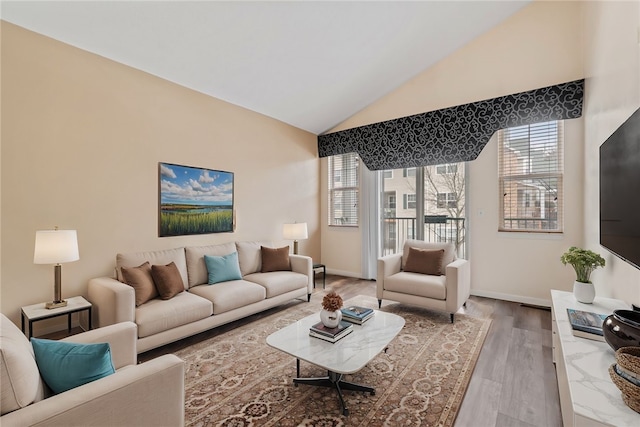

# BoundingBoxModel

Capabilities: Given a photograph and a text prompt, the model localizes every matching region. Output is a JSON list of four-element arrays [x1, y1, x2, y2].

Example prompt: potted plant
[[560, 246, 606, 303], [320, 291, 344, 328]]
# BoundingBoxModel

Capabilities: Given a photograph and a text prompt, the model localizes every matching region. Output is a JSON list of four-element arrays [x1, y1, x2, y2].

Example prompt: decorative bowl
[[603, 309, 640, 351]]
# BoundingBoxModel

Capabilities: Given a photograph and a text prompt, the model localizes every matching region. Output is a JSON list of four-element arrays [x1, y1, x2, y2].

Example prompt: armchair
[[1, 314, 185, 426], [377, 240, 470, 322]]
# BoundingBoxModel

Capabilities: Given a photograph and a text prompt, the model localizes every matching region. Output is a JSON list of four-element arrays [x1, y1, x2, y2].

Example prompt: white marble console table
[[551, 290, 640, 427]]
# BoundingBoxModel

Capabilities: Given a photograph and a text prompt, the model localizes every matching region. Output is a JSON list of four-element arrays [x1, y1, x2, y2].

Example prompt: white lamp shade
[[34, 229, 79, 264], [283, 222, 308, 240]]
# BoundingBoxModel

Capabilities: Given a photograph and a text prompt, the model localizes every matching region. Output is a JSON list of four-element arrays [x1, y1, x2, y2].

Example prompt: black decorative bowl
[[603, 309, 640, 351]]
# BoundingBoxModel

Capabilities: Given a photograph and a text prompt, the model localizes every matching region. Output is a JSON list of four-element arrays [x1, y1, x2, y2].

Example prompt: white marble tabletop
[[551, 290, 640, 426], [21, 296, 91, 320], [266, 310, 405, 374]]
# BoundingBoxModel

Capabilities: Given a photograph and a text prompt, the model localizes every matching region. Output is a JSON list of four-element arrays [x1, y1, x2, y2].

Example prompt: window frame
[[498, 121, 564, 233], [328, 152, 359, 227]]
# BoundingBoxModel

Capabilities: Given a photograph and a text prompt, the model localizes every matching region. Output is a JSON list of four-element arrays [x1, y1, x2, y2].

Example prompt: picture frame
[[158, 162, 234, 237]]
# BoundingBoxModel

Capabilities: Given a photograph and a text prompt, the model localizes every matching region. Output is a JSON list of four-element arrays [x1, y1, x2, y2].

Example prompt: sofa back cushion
[[402, 240, 456, 274], [235, 241, 272, 277], [185, 243, 237, 287], [0, 314, 45, 415], [116, 248, 188, 291]]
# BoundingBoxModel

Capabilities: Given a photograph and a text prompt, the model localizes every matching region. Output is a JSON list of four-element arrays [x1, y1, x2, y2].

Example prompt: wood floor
[[139, 274, 562, 427]]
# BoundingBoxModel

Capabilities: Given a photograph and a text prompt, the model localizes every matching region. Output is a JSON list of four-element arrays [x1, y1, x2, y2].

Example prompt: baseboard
[[470, 289, 551, 308], [325, 268, 363, 279]]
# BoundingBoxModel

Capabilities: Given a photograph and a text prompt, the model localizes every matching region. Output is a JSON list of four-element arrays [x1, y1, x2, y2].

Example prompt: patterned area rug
[[176, 295, 490, 427]]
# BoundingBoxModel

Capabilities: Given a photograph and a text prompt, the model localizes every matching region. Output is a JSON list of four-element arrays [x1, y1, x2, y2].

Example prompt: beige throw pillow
[[121, 262, 158, 306], [404, 247, 445, 276], [151, 262, 185, 300], [260, 246, 291, 272]]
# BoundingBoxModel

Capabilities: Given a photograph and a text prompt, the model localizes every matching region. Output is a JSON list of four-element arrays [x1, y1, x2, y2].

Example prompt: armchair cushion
[[0, 314, 44, 415], [383, 272, 447, 300], [31, 339, 115, 394], [402, 240, 455, 274], [404, 247, 445, 275]]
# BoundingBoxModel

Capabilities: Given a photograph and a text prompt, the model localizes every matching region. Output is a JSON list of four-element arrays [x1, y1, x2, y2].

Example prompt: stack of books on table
[[309, 320, 353, 343], [341, 305, 374, 325], [566, 308, 608, 342]]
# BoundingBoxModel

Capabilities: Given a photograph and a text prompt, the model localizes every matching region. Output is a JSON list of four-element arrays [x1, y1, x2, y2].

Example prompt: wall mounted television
[[600, 107, 640, 269]]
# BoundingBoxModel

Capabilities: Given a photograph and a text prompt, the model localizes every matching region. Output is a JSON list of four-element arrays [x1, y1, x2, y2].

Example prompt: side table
[[313, 263, 326, 289], [21, 296, 92, 339]]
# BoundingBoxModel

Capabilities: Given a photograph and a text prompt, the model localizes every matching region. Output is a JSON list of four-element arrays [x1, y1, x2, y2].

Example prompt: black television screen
[[600, 107, 640, 270]]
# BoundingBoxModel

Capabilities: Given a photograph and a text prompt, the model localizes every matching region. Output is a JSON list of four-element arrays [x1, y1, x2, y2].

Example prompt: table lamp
[[283, 222, 308, 255], [34, 227, 79, 309]]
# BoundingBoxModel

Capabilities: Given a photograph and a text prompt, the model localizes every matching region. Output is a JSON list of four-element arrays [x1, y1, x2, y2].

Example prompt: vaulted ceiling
[[1, 1, 531, 134]]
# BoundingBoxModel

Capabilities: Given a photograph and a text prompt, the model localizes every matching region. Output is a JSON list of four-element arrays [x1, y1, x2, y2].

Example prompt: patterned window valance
[[317, 79, 584, 171]]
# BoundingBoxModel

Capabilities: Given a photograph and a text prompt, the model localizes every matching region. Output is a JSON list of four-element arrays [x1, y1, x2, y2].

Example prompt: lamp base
[[45, 300, 67, 310]]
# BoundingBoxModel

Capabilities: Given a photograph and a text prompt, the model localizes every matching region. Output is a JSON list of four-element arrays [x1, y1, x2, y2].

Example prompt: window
[[328, 153, 359, 226], [437, 192, 457, 209], [403, 167, 416, 177], [498, 121, 563, 232], [383, 170, 393, 179], [436, 163, 458, 174], [403, 194, 416, 209]]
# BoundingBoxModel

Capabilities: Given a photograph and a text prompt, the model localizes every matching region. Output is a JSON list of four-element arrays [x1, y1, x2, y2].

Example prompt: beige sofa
[[0, 315, 185, 426], [377, 240, 470, 322], [89, 241, 313, 353]]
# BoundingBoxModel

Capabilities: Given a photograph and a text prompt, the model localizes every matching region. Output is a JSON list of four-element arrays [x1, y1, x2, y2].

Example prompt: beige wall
[[322, 0, 585, 304], [0, 22, 320, 329], [582, 0, 640, 305]]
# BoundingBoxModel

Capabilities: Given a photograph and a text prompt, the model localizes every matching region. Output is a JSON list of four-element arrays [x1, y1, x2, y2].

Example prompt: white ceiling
[[1, 1, 531, 134]]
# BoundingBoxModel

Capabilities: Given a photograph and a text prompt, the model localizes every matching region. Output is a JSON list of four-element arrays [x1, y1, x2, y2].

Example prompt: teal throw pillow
[[205, 252, 243, 284], [31, 338, 115, 394]]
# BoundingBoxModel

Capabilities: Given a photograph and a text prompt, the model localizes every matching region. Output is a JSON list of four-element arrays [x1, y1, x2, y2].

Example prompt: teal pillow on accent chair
[[205, 252, 243, 284], [31, 338, 115, 394]]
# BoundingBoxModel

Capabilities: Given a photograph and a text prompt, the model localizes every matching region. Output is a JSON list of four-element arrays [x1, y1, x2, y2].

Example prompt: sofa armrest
[[0, 354, 185, 427], [444, 259, 471, 313], [61, 322, 137, 369], [376, 253, 403, 298], [88, 277, 135, 328], [290, 254, 313, 293]]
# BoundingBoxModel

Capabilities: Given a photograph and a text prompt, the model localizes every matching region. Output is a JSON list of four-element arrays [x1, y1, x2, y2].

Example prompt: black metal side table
[[21, 296, 92, 339], [313, 263, 326, 289]]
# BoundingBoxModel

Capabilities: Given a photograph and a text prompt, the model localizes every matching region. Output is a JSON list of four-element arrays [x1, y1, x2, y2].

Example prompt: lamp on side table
[[33, 227, 79, 309], [283, 222, 308, 255]]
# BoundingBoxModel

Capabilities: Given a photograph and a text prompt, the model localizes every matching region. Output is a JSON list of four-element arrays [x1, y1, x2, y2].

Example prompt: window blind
[[498, 121, 564, 232], [328, 153, 359, 226]]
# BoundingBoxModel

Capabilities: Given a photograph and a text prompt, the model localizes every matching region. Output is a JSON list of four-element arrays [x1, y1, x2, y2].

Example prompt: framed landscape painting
[[158, 162, 234, 237]]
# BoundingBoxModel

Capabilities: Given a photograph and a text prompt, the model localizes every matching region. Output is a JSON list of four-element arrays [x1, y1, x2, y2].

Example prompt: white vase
[[320, 309, 342, 328], [573, 281, 595, 304]]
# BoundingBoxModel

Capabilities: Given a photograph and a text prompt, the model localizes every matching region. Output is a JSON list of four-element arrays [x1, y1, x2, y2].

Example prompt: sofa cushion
[[135, 292, 213, 338], [117, 247, 188, 290], [0, 314, 44, 415], [404, 247, 445, 276], [151, 262, 185, 300], [189, 280, 266, 315], [244, 271, 307, 298], [384, 271, 447, 300], [31, 339, 115, 394], [236, 241, 272, 276], [402, 240, 455, 274], [121, 262, 158, 306], [260, 246, 291, 273], [185, 242, 237, 287], [205, 252, 242, 284]]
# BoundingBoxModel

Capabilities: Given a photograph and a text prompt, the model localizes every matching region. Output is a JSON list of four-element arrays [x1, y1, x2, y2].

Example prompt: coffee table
[[266, 310, 405, 416]]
